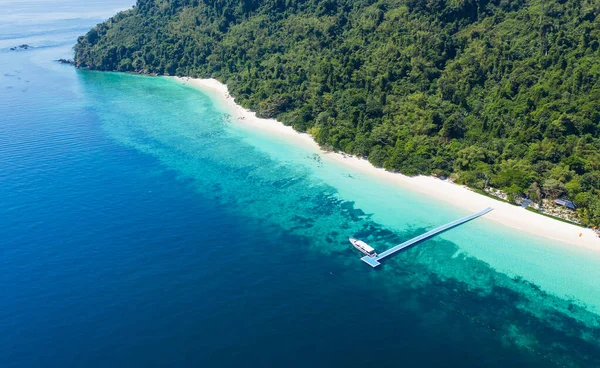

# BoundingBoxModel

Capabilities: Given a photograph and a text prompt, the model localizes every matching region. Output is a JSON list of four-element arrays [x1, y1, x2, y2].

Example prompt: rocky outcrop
[[9, 44, 31, 51], [57, 59, 75, 65]]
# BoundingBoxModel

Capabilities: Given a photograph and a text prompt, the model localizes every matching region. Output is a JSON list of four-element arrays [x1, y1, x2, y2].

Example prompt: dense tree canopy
[[75, 0, 600, 227]]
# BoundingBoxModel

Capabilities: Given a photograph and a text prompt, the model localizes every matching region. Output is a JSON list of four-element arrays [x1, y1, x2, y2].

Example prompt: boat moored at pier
[[349, 238, 377, 257], [356, 207, 494, 268]]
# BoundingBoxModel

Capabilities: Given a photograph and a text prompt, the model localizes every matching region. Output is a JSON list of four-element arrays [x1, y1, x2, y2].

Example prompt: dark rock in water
[[57, 59, 75, 65], [9, 44, 32, 51]]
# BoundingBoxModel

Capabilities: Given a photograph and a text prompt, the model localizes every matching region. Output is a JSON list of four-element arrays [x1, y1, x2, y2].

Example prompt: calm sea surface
[[1, 1, 600, 367]]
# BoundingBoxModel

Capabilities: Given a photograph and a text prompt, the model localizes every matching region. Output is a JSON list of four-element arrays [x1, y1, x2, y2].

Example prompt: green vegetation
[[74, 0, 600, 227]]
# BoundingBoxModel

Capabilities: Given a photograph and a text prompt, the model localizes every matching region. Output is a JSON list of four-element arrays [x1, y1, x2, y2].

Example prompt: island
[[73, 0, 600, 230]]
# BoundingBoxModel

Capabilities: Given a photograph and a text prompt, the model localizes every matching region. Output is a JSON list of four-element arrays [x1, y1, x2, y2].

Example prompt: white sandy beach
[[176, 77, 600, 251]]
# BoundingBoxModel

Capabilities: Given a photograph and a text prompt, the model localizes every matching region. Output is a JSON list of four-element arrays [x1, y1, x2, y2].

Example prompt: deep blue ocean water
[[1, 2, 600, 367]]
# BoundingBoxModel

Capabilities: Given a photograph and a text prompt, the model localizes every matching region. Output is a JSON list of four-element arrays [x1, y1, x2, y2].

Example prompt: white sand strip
[[176, 77, 600, 251]]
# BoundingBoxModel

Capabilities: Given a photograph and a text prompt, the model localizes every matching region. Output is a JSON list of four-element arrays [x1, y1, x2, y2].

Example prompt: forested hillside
[[74, 0, 600, 227]]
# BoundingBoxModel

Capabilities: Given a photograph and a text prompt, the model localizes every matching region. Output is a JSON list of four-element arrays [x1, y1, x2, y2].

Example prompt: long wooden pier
[[361, 207, 493, 268]]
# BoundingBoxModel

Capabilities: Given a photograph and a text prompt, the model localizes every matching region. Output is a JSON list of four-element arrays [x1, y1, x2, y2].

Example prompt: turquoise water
[[2, 2, 600, 367]]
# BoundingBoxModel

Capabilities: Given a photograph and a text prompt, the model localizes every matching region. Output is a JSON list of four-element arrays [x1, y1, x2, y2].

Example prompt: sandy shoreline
[[176, 77, 600, 251]]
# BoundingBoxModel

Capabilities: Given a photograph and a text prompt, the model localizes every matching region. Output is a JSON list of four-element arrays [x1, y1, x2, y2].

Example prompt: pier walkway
[[361, 207, 493, 268]]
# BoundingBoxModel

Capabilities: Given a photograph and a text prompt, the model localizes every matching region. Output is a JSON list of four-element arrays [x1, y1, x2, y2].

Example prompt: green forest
[[74, 0, 600, 227]]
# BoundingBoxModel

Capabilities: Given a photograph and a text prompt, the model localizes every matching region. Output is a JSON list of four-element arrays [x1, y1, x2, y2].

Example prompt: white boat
[[349, 238, 377, 257]]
